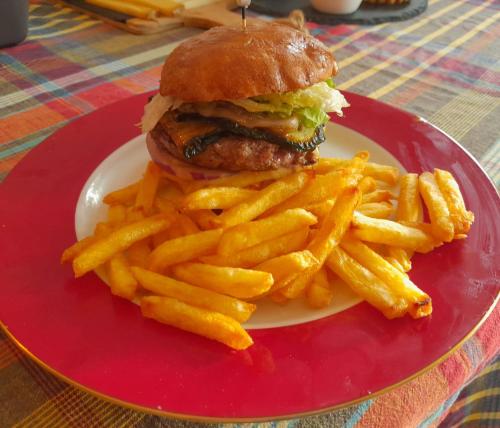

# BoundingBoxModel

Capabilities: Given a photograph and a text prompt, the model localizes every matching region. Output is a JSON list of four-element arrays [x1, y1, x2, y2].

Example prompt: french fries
[[172, 263, 273, 299], [358, 176, 377, 194], [182, 187, 258, 211], [434, 169, 474, 235], [135, 161, 162, 215], [255, 250, 318, 289], [397, 174, 422, 222], [107, 204, 126, 225], [327, 247, 407, 319], [281, 187, 361, 298], [185, 168, 291, 193], [141, 296, 253, 350], [126, 0, 182, 16], [351, 212, 437, 253], [269, 169, 360, 214], [127, 240, 151, 268], [357, 202, 394, 219], [149, 228, 223, 272], [108, 253, 138, 300], [313, 153, 367, 174], [213, 171, 309, 227], [362, 190, 396, 204], [73, 213, 173, 277], [363, 162, 400, 185], [64, 150, 474, 350], [86, 0, 158, 19], [103, 182, 140, 206], [306, 268, 333, 309], [217, 208, 317, 256], [132, 267, 255, 323], [386, 246, 412, 272], [201, 227, 309, 268], [418, 172, 454, 242], [340, 235, 431, 318]]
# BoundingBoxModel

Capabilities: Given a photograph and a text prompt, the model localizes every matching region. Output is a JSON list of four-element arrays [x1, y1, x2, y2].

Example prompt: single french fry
[[153, 196, 176, 215], [107, 204, 127, 225], [313, 155, 367, 174], [358, 176, 377, 194], [397, 173, 423, 222], [269, 291, 289, 305], [141, 296, 253, 350], [304, 199, 336, 222], [385, 256, 405, 273], [184, 168, 291, 193], [357, 202, 394, 219], [156, 181, 185, 208], [132, 267, 255, 323], [394, 173, 421, 270], [103, 182, 140, 206], [281, 187, 361, 298], [172, 263, 273, 299], [341, 236, 431, 318], [127, 240, 151, 268], [187, 210, 220, 230], [326, 247, 407, 319], [148, 228, 223, 272], [182, 187, 258, 211], [386, 246, 412, 272], [351, 212, 437, 253], [434, 169, 474, 235], [363, 162, 400, 185], [306, 268, 333, 309], [398, 221, 434, 235], [135, 162, 162, 215], [72, 213, 173, 277], [108, 253, 138, 300], [255, 250, 318, 287], [61, 235, 99, 264], [269, 169, 361, 214], [158, 171, 194, 194], [126, 0, 181, 16], [94, 222, 112, 237], [217, 208, 317, 256], [86, 0, 158, 19], [167, 213, 200, 239], [362, 190, 396, 204], [418, 172, 454, 242], [201, 227, 309, 268], [213, 171, 309, 227]]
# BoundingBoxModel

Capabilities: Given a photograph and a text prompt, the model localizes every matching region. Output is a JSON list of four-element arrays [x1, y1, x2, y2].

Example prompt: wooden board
[[50, 0, 259, 34]]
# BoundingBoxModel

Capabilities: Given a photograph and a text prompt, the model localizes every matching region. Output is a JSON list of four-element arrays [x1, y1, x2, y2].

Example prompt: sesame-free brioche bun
[[160, 22, 337, 103]]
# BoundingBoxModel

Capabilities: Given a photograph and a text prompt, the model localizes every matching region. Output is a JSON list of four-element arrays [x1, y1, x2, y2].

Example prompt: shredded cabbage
[[230, 81, 349, 129], [141, 93, 182, 133]]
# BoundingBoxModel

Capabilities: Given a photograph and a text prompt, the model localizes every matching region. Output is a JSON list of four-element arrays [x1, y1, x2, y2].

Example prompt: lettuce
[[296, 107, 330, 129], [230, 80, 349, 129]]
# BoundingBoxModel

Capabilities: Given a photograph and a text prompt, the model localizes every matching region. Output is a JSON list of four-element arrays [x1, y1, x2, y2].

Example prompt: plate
[[0, 92, 498, 421]]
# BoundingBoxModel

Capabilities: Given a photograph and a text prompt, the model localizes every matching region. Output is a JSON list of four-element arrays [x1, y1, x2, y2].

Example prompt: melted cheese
[[159, 113, 218, 149]]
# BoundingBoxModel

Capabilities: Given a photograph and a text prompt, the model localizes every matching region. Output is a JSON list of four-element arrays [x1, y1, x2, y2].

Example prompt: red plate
[[0, 92, 498, 421]]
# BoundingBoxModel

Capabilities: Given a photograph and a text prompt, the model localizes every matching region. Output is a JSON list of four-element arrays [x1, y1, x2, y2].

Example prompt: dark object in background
[[0, 0, 29, 48], [250, 0, 427, 25]]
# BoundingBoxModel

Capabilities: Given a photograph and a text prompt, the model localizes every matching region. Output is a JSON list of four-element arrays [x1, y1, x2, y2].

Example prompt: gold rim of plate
[[1, 290, 498, 423]]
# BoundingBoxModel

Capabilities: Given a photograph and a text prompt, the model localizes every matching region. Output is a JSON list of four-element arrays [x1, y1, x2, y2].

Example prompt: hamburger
[[141, 22, 349, 175]]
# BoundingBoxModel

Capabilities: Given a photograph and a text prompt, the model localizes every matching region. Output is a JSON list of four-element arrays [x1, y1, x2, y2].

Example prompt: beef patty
[[150, 122, 319, 171]]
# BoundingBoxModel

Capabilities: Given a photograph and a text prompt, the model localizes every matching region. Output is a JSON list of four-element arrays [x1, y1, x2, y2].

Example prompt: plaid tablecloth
[[1, 0, 499, 426]]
